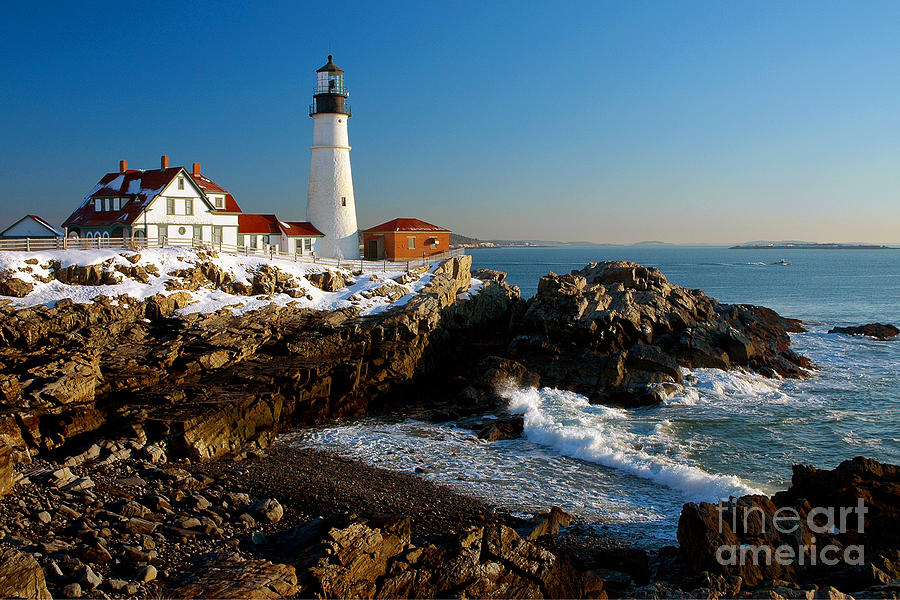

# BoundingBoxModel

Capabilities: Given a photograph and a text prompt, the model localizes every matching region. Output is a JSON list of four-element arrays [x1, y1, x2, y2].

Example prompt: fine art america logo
[[715, 499, 867, 567]]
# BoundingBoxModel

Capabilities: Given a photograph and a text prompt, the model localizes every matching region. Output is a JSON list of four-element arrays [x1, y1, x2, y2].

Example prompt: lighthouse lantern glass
[[317, 72, 345, 95]]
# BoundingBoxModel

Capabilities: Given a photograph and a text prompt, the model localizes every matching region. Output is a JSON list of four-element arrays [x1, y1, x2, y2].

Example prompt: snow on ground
[[0, 247, 481, 317]]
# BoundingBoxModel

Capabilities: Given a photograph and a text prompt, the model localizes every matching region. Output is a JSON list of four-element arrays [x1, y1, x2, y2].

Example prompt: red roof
[[63, 166, 243, 229], [63, 167, 185, 228], [280, 221, 324, 237], [238, 214, 281, 235], [191, 174, 242, 213], [362, 218, 450, 233], [238, 215, 324, 237]]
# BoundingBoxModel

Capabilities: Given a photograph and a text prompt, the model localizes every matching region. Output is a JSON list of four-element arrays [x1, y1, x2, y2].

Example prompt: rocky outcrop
[[172, 553, 299, 598], [829, 323, 899, 340], [0, 255, 521, 464], [508, 261, 810, 406], [677, 457, 900, 594], [268, 515, 605, 599]]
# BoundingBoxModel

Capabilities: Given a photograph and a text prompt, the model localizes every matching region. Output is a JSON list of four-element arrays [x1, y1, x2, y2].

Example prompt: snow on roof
[[280, 221, 324, 237], [362, 218, 450, 233], [63, 167, 183, 229], [63, 166, 242, 229]]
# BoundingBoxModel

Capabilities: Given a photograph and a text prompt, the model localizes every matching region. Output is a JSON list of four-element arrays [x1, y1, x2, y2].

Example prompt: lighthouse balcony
[[313, 84, 349, 96]]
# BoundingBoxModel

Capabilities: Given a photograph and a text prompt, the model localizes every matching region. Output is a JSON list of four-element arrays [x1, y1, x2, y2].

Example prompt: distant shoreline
[[730, 244, 897, 250]]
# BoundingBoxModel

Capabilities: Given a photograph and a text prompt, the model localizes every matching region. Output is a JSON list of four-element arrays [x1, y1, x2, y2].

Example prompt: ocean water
[[287, 246, 900, 545]]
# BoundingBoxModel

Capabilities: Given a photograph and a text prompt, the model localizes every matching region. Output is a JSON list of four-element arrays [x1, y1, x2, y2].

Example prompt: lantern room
[[310, 55, 350, 116]]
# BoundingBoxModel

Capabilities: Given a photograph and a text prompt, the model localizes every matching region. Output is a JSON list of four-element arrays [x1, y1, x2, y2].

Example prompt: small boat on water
[[772, 259, 792, 266]]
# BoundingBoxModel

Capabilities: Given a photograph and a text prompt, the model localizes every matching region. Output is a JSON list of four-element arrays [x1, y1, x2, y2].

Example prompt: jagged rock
[[0, 548, 52, 599], [80, 564, 102, 589], [171, 552, 298, 598], [0, 442, 14, 495], [829, 323, 899, 340], [306, 270, 347, 292], [63, 582, 83, 598], [477, 414, 525, 441], [510, 261, 810, 406], [0, 273, 33, 297], [519, 506, 574, 540], [678, 457, 900, 591]]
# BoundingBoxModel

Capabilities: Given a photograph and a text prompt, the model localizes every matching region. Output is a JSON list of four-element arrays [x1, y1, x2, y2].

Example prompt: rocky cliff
[[0, 254, 519, 470]]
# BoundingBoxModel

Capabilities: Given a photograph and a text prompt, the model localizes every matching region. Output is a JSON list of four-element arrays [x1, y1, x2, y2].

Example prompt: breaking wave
[[502, 386, 762, 501]]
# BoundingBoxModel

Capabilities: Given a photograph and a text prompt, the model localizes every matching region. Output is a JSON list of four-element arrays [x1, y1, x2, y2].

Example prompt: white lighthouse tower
[[306, 55, 359, 259]]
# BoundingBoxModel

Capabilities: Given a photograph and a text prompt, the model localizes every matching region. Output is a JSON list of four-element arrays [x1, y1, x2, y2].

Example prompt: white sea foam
[[502, 386, 763, 501]]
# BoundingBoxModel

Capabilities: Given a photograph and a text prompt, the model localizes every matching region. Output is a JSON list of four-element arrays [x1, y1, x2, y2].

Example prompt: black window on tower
[[341, 197, 347, 207]]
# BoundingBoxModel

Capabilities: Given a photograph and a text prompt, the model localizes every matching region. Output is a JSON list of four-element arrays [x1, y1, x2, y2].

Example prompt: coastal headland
[[0, 250, 897, 598]]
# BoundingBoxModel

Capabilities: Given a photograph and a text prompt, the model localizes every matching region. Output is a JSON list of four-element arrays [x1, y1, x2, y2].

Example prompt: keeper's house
[[361, 218, 450, 261], [237, 214, 323, 255], [62, 156, 242, 245]]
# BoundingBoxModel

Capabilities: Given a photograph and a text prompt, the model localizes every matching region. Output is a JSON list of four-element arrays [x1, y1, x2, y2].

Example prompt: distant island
[[731, 241, 897, 250]]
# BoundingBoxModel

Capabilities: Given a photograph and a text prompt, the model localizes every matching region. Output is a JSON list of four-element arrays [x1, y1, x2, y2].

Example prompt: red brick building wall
[[363, 230, 450, 260]]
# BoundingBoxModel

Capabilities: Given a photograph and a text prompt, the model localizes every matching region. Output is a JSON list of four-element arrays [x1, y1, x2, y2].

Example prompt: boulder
[[251, 498, 284, 524], [829, 323, 899, 340], [306, 270, 347, 292], [518, 506, 574, 540], [477, 414, 525, 441], [0, 548, 52, 600], [0, 274, 33, 297], [171, 552, 298, 598]]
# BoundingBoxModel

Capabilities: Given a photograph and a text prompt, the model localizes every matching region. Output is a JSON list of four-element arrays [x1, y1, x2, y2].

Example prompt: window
[[408, 236, 415, 250], [178, 177, 185, 190], [341, 197, 346, 207], [167, 198, 175, 215], [185, 198, 194, 215], [215, 196, 223, 209], [250, 235, 258, 249], [178, 226, 186, 235], [95, 198, 102, 211]]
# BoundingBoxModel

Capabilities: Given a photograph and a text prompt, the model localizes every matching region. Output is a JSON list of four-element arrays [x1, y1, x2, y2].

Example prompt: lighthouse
[[306, 55, 359, 259]]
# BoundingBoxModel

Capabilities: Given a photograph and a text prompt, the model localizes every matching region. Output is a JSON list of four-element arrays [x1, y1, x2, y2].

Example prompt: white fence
[[0, 236, 466, 273]]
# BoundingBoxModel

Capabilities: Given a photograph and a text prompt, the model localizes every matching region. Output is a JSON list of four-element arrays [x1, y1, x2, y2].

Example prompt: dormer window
[[95, 198, 102, 211], [178, 177, 185, 190], [215, 196, 223, 209]]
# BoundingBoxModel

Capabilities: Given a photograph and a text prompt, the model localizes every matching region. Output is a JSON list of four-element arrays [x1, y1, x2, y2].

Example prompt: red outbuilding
[[361, 218, 450, 261]]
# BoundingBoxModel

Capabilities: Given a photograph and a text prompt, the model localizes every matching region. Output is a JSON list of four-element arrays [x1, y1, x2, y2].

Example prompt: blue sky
[[2, 1, 899, 243]]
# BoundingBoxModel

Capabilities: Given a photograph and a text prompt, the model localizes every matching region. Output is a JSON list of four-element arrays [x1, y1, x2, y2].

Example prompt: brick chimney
[[161, 155, 169, 169], [192, 162, 201, 176], [119, 160, 127, 173]]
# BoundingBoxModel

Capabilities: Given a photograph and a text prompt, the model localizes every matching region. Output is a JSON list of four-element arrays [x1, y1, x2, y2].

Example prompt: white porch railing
[[0, 235, 466, 273]]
